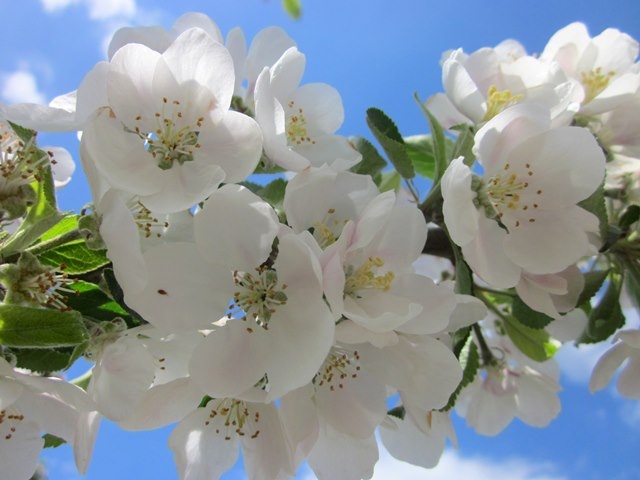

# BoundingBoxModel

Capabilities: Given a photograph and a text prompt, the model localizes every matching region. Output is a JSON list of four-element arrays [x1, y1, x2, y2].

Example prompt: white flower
[[442, 104, 605, 289], [82, 27, 262, 213], [254, 47, 361, 171], [0, 358, 95, 479], [540, 22, 640, 114], [590, 329, 640, 399], [380, 407, 456, 469], [456, 325, 561, 436], [169, 398, 294, 480], [426, 41, 579, 129]]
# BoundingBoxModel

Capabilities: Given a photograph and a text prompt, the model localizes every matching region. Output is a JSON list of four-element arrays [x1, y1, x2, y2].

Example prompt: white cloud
[[1, 69, 47, 104], [39, 0, 136, 20], [299, 446, 566, 480]]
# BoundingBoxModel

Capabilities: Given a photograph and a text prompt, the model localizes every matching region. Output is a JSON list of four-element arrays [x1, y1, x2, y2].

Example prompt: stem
[[25, 229, 83, 256], [404, 178, 420, 204], [472, 323, 496, 367], [70, 368, 93, 391]]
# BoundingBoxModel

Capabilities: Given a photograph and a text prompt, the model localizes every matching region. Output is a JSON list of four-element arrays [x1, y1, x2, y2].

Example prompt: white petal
[[0, 415, 43, 480]]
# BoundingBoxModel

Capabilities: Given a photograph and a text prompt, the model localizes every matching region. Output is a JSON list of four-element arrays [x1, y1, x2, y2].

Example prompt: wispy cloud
[[40, 0, 136, 20], [0, 69, 47, 104], [299, 445, 566, 480]]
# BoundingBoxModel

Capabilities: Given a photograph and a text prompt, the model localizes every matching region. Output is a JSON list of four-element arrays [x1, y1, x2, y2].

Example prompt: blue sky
[[3, 1, 640, 479]]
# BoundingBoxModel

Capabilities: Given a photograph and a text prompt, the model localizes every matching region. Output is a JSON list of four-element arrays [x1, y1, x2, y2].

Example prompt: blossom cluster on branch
[[0, 12, 639, 480]]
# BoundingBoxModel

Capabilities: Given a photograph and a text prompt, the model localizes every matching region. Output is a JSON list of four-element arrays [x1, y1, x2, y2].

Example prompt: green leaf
[[65, 280, 131, 324], [452, 244, 473, 295], [257, 178, 287, 211], [440, 334, 479, 411], [504, 316, 559, 362], [39, 214, 79, 242], [0, 305, 88, 348], [414, 96, 448, 183], [450, 124, 476, 167], [282, 0, 302, 19], [102, 268, 145, 325], [349, 136, 387, 182], [37, 241, 109, 275], [619, 205, 640, 230], [404, 135, 436, 179], [378, 171, 402, 193], [578, 183, 608, 244], [43, 433, 66, 448], [577, 269, 609, 307], [579, 277, 626, 344], [8, 122, 36, 144], [366, 108, 415, 179], [511, 296, 553, 329], [12, 347, 72, 373], [624, 261, 640, 311]]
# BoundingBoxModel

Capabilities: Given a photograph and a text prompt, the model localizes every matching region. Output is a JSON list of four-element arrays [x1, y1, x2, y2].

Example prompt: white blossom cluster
[[0, 13, 639, 480]]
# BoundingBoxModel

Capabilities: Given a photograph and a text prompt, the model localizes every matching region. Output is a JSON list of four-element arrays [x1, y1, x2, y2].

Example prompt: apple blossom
[[590, 329, 640, 399]]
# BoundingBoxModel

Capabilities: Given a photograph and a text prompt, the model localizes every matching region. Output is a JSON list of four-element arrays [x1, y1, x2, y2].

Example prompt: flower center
[[310, 207, 348, 249], [0, 407, 25, 442], [479, 162, 542, 230], [130, 201, 169, 239], [313, 348, 361, 392], [286, 100, 316, 146], [344, 257, 395, 297], [580, 67, 616, 104], [229, 268, 288, 330], [128, 97, 203, 170], [483, 85, 523, 122], [201, 398, 261, 441]]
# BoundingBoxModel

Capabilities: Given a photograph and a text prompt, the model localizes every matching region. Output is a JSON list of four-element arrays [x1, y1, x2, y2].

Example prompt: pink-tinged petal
[[74, 410, 101, 475], [460, 377, 517, 436], [380, 411, 451, 469], [194, 184, 279, 273], [540, 23, 590, 73], [515, 371, 561, 427], [462, 216, 521, 289], [441, 157, 479, 247], [336, 320, 399, 348], [447, 294, 487, 331], [254, 68, 310, 171], [396, 275, 457, 335], [344, 289, 422, 333], [88, 336, 156, 422], [504, 209, 597, 274], [442, 56, 486, 123], [246, 27, 296, 86], [314, 353, 387, 438], [82, 109, 164, 197], [197, 110, 262, 183], [163, 28, 234, 109], [172, 13, 224, 43], [307, 423, 378, 480], [241, 403, 295, 480], [349, 191, 396, 252], [589, 342, 632, 393], [169, 407, 239, 480], [0, 416, 43, 480], [424, 92, 472, 129], [125, 242, 234, 332], [280, 385, 320, 464], [582, 72, 640, 114], [287, 82, 344, 134], [108, 25, 172, 59], [270, 47, 306, 101], [119, 378, 205, 431], [226, 27, 247, 96], [617, 330, 640, 349], [618, 357, 640, 399], [294, 134, 362, 170], [189, 323, 267, 400]]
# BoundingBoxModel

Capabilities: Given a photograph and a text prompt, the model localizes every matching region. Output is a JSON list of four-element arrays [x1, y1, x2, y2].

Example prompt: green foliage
[[503, 316, 559, 362], [0, 305, 88, 348], [349, 136, 387, 184], [511, 297, 553, 329], [404, 135, 436, 179], [413, 96, 448, 183], [440, 334, 479, 411], [378, 171, 402, 193], [12, 347, 73, 373], [576, 269, 610, 307], [102, 268, 145, 325], [65, 280, 131, 324], [43, 433, 66, 449], [578, 183, 608, 244], [37, 241, 109, 275], [366, 108, 415, 179], [282, 0, 302, 19], [579, 276, 626, 344], [619, 205, 640, 230], [450, 124, 476, 167]]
